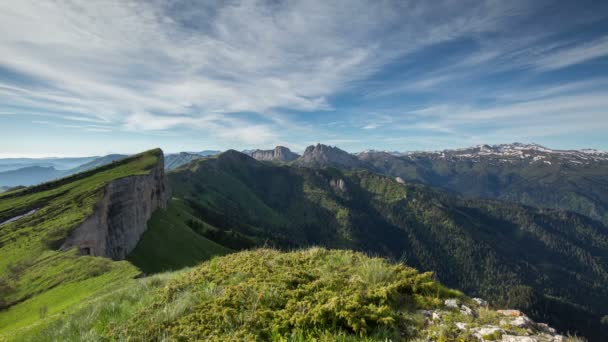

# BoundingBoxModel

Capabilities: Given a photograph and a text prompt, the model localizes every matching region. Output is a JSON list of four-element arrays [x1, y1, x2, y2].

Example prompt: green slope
[[166, 150, 608, 340], [0, 149, 229, 339], [127, 198, 231, 274], [0, 150, 163, 335], [18, 248, 571, 342]]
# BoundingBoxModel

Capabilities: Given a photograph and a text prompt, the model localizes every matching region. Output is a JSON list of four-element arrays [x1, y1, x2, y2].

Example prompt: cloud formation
[[0, 0, 607, 152]]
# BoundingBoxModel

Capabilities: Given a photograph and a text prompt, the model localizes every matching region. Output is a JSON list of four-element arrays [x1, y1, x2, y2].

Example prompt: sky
[[0, 0, 608, 157]]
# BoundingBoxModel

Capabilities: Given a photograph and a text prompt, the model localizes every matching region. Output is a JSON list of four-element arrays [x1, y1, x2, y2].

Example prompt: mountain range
[[163, 148, 608, 340], [0, 150, 223, 187], [1, 144, 607, 340]]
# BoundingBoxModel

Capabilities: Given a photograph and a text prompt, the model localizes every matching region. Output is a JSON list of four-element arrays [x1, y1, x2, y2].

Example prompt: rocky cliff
[[61, 154, 170, 260], [250, 146, 299, 162]]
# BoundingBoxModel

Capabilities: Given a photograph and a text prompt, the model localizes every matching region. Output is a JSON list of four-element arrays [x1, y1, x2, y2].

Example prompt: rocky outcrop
[[250, 146, 299, 162], [61, 154, 170, 260], [295, 144, 364, 169], [420, 299, 567, 342], [329, 178, 347, 193]]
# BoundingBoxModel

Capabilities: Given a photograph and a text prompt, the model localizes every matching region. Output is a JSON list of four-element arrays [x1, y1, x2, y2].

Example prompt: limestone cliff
[[61, 154, 170, 260]]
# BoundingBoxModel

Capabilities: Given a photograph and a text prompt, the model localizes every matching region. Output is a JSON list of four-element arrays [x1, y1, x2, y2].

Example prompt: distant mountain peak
[[250, 146, 299, 162], [404, 142, 608, 164], [295, 144, 363, 169]]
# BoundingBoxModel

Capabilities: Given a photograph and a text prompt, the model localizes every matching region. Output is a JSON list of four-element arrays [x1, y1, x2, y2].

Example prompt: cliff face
[[61, 155, 170, 260], [250, 146, 299, 162]]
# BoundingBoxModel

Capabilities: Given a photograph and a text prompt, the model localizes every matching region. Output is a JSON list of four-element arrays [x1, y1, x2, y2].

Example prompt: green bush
[[111, 248, 461, 340]]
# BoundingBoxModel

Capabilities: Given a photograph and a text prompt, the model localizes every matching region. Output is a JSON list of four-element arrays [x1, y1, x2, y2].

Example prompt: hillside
[[164, 152, 204, 171], [16, 248, 574, 341], [167, 150, 608, 340], [359, 144, 608, 225], [0, 149, 172, 337], [1, 147, 606, 340]]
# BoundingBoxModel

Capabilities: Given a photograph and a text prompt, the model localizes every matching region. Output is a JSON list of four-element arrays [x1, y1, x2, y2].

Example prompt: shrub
[[111, 248, 460, 340]]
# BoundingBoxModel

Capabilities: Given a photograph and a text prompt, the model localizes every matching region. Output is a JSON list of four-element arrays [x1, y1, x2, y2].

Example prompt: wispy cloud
[[535, 36, 608, 71], [0, 1, 607, 153], [0, 1, 534, 133]]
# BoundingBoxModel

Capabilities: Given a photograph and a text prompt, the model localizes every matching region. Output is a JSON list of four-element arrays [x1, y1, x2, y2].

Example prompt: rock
[[456, 322, 468, 330], [395, 176, 405, 184], [473, 297, 489, 307], [417, 310, 433, 317], [250, 146, 299, 162], [61, 152, 170, 260], [497, 310, 523, 317], [460, 304, 476, 317], [510, 316, 533, 328], [329, 178, 347, 192], [536, 323, 556, 335], [432, 311, 442, 321], [445, 298, 460, 308], [501, 335, 538, 342], [472, 326, 503, 340], [295, 144, 364, 169]]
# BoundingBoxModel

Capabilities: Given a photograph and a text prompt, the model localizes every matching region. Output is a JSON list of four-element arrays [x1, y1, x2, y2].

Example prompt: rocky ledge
[[61, 153, 170, 260], [419, 298, 573, 342]]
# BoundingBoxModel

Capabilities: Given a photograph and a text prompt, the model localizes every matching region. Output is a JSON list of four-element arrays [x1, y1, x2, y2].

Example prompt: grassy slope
[[166, 151, 608, 340], [0, 150, 161, 337], [18, 248, 461, 341], [127, 198, 231, 274], [20, 248, 586, 341]]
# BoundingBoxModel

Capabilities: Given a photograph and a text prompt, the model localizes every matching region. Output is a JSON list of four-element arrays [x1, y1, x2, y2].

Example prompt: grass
[[0, 261, 138, 337], [0, 149, 162, 338], [127, 198, 232, 274], [13, 271, 183, 341], [19, 248, 467, 341], [112, 248, 461, 340], [5, 248, 580, 341]]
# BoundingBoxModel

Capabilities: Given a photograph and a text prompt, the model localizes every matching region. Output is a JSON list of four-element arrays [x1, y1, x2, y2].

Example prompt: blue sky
[[1, 0, 607, 157]]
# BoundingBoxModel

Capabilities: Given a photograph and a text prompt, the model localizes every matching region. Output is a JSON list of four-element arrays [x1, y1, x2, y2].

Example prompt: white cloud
[[397, 88, 608, 143], [362, 124, 379, 130], [0, 0, 606, 152], [535, 36, 608, 71], [0, 1, 535, 136]]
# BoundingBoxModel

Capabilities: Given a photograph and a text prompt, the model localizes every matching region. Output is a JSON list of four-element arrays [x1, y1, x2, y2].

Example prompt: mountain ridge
[[166, 149, 608, 339], [0, 149, 169, 336]]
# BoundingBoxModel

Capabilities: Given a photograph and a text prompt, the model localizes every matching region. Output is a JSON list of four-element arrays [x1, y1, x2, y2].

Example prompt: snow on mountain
[[403, 143, 608, 164]]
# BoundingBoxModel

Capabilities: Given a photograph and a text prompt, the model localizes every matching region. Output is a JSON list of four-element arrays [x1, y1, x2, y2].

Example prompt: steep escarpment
[[61, 154, 170, 260]]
